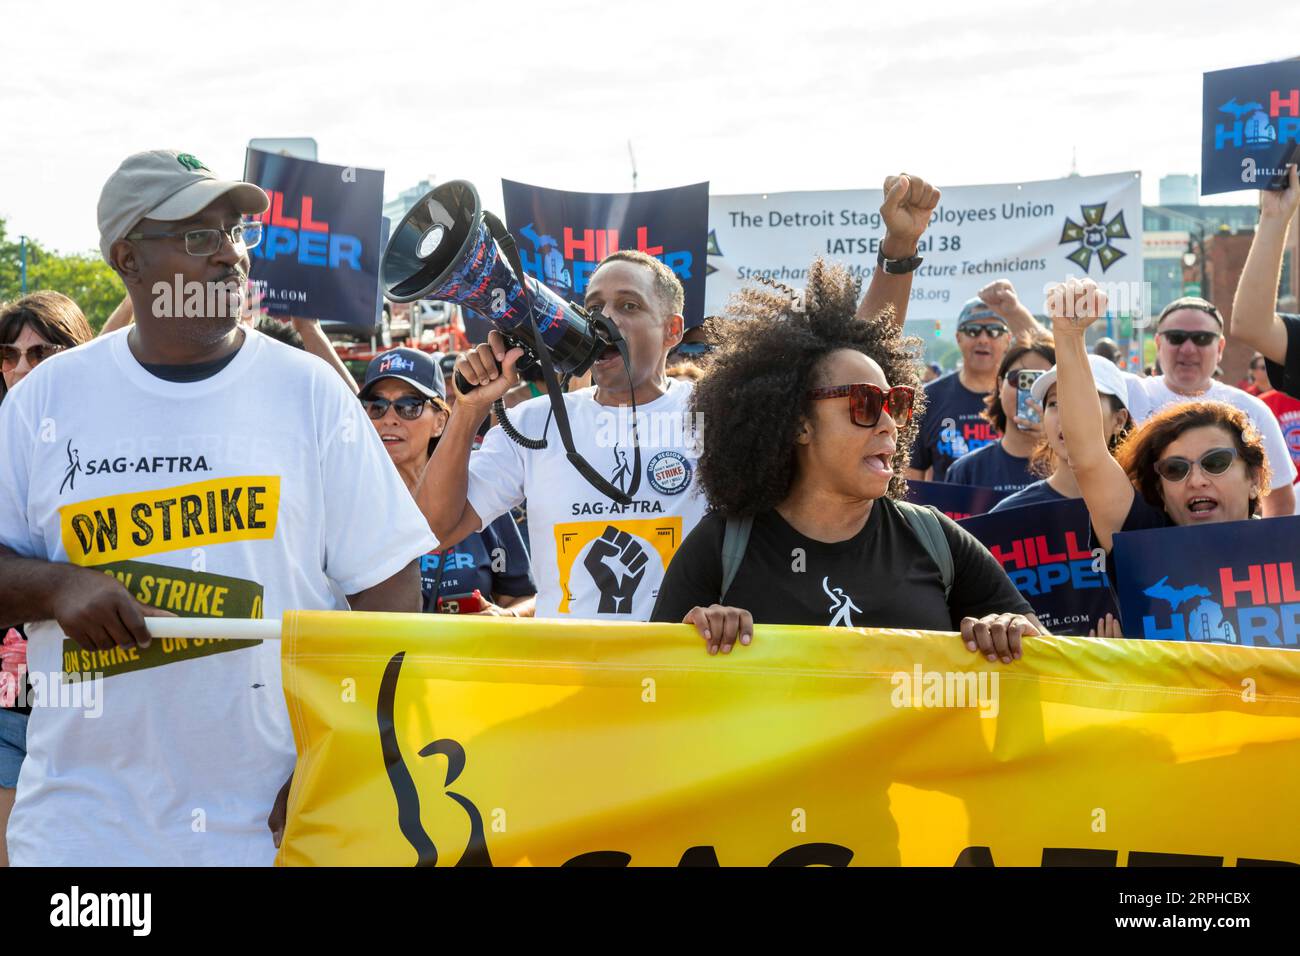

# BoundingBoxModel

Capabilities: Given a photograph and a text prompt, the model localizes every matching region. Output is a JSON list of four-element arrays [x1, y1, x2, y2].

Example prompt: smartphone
[[1016, 369, 1045, 427], [437, 590, 484, 614]]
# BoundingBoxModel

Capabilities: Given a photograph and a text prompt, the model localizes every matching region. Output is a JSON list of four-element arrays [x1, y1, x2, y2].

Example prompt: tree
[[0, 218, 125, 332]]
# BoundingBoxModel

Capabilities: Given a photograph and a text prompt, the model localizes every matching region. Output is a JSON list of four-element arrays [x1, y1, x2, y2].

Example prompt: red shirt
[[1260, 389, 1300, 483]]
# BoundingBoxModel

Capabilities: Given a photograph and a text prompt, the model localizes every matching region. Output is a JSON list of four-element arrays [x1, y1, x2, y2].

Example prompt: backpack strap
[[719, 515, 754, 601], [897, 501, 953, 601]]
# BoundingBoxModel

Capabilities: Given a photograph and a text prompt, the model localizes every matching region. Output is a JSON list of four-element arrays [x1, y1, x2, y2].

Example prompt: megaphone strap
[[481, 212, 640, 506]]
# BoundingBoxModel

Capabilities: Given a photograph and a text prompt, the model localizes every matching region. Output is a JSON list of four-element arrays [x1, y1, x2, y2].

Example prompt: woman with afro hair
[[651, 259, 1044, 662]]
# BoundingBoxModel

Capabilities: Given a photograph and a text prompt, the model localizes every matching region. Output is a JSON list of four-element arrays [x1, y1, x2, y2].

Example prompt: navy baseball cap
[[956, 297, 1006, 327], [360, 348, 447, 403]]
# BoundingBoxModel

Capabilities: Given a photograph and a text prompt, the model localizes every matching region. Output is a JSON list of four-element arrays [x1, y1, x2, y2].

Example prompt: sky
[[2, 0, 1298, 255]]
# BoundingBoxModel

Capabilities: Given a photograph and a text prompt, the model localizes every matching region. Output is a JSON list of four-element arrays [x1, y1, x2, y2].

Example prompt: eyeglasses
[[1250, 360, 1267, 370], [957, 323, 1009, 339], [126, 221, 264, 256], [1158, 330, 1220, 348], [0, 343, 65, 371], [1153, 446, 1238, 483], [361, 396, 437, 420], [806, 383, 915, 427]]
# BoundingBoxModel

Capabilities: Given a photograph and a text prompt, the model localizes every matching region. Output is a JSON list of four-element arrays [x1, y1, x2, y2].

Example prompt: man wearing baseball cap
[[0, 150, 436, 865]]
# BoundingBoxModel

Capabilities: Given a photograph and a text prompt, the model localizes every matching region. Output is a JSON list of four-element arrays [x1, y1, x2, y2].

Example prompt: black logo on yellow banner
[[58, 475, 280, 566], [376, 651, 491, 867], [553, 517, 682, 614], [63, 559, 264, 680]]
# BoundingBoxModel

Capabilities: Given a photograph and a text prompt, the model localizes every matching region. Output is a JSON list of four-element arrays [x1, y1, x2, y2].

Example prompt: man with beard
[[0, 150, 434, 865]]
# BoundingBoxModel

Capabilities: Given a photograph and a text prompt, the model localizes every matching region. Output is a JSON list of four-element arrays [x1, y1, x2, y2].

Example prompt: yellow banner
[[278, 611, 1300, 866]]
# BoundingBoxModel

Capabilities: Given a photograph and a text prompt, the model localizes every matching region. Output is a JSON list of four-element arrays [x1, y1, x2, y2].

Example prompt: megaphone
[[381, 180, 609, 382], [380, 180, 639, 504]]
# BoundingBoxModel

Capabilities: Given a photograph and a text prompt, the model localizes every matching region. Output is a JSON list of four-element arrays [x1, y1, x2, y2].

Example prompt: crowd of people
[[0, 149, 1298, 866]]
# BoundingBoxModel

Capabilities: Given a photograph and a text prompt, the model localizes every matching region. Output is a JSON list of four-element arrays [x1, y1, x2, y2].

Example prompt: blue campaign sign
[[243, 149, 385, 324], [501, 180, 709, 328], [959, 499, 1116, 636], [1113, 515, 1300, 647], [904, 480, 1008, 520], [1202, 60, 1300, 196]]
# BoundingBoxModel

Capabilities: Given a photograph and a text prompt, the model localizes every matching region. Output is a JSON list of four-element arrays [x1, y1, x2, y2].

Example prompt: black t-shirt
[[944, 442, 1036, 493], [1263, 313, 1300, 401], [989, 478, 1068, 512], [909, 372, 1000, 481], [650, 498, 1033, 631]]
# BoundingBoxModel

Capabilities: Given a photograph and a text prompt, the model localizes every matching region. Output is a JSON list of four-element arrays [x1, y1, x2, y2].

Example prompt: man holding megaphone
[[418, 174, 940, 621]]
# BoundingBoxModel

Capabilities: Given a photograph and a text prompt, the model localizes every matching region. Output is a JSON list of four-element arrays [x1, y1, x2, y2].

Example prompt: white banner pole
[[143, 617, 283, 642]]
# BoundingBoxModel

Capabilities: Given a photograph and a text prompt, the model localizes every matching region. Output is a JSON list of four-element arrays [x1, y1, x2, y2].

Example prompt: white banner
[[705, 171, 1144, 323]]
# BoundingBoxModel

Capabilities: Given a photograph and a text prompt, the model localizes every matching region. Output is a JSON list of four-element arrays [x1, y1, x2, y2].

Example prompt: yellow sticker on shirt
[[58, 476, 280, 566], [553, 517, 683, 614]]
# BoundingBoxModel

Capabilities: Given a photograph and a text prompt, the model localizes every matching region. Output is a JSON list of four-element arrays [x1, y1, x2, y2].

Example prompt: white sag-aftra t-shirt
[[0, 327, 436, 866], [467, 379, 707, 620]]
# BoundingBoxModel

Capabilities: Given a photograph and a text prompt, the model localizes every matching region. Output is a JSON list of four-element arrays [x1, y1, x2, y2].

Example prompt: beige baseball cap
[[97, 150, 270, 264]]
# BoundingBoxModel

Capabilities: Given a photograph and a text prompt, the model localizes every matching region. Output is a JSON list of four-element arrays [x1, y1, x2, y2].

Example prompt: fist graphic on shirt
[[584, 526, 649, 614]]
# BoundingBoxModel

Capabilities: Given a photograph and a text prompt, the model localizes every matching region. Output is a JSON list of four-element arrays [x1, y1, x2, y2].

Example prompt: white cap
[[97, 150, 269, 264], [1031, 353, 1131, 411]]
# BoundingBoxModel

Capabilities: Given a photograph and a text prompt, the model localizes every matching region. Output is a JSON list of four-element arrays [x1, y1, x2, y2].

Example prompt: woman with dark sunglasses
[[1051, 278, 1271, 564], [651, 259, 1044, 663], [360, 349, 536, 618]]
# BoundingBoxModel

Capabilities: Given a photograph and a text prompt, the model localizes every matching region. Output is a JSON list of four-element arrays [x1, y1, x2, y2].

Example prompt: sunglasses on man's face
[[1159, 329, 1220, 348], [362, 396, 435, 420], [957, 323, 1009, 339], [1153, 446, 1238, 483], [806, 383, 915, 428], [0, 343, 64, 371]]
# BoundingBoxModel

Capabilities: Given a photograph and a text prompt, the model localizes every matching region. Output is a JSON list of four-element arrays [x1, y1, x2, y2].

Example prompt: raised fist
[[880, 173, 940, 256], [1044, 277, 1108, 334], [978, 279, 1020, 319]]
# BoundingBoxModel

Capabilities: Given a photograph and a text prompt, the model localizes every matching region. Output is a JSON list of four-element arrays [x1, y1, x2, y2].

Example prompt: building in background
[[1158, 174, 1199, 206], [383, 178, 437, 225]]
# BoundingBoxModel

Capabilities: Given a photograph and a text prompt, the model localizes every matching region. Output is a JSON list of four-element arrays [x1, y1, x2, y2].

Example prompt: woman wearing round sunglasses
[[1051, 278, 1271, 563], [652, 259, 1044, 663], [360, 349, 536, 618]]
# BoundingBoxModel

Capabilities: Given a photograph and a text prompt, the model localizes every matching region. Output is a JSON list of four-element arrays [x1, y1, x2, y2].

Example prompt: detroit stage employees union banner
[[502, 180, 709, 329], [277, 611, 1300, 867], [705, 171, 1143, 322]]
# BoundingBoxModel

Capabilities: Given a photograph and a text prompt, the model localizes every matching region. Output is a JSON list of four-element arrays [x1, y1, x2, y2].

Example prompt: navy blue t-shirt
[[989, 479, 1068, 512], [420, 513, 535, 613], [909, 372, 1000, 481], [944, 442, 1036, 493]]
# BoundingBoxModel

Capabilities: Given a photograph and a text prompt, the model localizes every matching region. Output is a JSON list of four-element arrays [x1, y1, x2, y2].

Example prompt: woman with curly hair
[[1050, 278, 1271, 554], [651, 259, 1045, 663], [944, 335, 1055, 492]]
